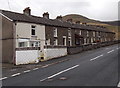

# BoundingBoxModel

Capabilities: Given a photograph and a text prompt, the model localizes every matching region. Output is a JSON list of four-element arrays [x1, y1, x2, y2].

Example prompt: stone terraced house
[[0, 7, 115, 65]]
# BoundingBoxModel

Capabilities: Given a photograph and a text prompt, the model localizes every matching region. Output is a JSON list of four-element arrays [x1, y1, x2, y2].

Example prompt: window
[[63, 36, 66, 46], [87, 38, 89, 44], [68, 29, 71, 36], [91, 38, 93, 43], [87, 31, 89, 37], [84, 38, 86, 44], [30, 41, 40, 47], [79, 30, 82, 35], [93, 31, 95, 37], [54, 39, 58, 45], [53, 28, 57, 37], [75, 38, 80, 45], [31, 25, 36, 36], [19, 42, 25, 47], [46, 39, 50, 45], [68, 37, 72, 46]]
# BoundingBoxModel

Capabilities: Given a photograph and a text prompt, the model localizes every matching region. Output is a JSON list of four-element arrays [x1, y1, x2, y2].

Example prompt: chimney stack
[[43, 12, 49, 19], [56, 15, 62, 21], [67, 19, 73, 23], [23, 7, 31, 15], [76, 21, 80, 24]]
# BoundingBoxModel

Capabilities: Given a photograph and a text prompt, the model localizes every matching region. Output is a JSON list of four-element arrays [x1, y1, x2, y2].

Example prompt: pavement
[[2, 56, 69, 77], [1, 44, 120, 86]]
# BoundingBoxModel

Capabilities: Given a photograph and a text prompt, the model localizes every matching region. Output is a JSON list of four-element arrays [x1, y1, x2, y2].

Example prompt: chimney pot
[[43, 12, 49, 19], [56, 15, 62, 21], [23, 7, 31, 15], [76, 21, 80, 24], [67, 19, 72, 23]]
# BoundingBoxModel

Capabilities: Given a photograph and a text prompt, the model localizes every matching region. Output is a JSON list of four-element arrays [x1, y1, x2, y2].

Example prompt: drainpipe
[[13, 22, 16, 65]]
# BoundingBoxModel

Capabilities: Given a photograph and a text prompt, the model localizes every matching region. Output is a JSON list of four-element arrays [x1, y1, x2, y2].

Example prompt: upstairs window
[[63, 36, 66, 46], [87, 31, 89, 37], [53, 28, 57, 37], [68, 29, 71, 36], [93, 31, 95, 37], [31, 25, 36, 36], [79, 30, 82, 35]]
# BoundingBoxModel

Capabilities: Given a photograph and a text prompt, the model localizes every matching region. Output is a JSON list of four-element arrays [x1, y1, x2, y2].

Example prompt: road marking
[[41, 65, 49, 68], [106, 48, 109, 49], [90, 54, 103, 61], [33, 68, 39, 70], [0, 77, 8, 80], [40, 64, 79, 82], [11, 73, 21, 77], [117, 48, 119, 50], [107, 50, 114, 54], [23, 70, 31, 73], [117, 47, 120, 50], [118, 82, 120, 87]]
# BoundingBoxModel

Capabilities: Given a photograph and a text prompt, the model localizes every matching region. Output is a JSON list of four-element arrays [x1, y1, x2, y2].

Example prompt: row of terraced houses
[[0, 7, 116, 65]]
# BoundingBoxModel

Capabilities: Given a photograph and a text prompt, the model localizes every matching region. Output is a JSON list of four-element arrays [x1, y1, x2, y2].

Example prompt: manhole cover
[[59, 77, 67, 80]]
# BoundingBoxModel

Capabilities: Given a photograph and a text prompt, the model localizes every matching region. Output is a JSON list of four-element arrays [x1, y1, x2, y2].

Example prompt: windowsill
[[31, 35, 37, 37], [54, 36, 58, 37]]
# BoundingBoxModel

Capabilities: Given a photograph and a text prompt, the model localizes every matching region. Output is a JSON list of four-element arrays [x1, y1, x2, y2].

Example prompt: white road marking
[[107, 50, 114, 54], [118, 82, 120, 87], [40, 64, 79, 82], [41, 65, 49, 68], [117, 48, 119, 50], [11, 73, 21, 77], [0, 77, 8, 80], [23, 70, 31, 73], [106, 48, 109, 49], [33, 68, 39, 70], [117, 47, 120, 49], [90, 54, 103, 61]]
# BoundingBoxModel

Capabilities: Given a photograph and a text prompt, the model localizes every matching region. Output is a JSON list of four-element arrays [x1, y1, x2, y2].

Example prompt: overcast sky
[[0, 0, 119, 21]]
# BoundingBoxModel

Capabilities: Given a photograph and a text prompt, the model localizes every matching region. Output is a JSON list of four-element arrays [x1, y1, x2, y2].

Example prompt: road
[[2, 44, 120, 86]]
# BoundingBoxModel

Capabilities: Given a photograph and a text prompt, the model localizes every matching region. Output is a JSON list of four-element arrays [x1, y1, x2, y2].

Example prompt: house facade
[[0, 7, 115, 65]]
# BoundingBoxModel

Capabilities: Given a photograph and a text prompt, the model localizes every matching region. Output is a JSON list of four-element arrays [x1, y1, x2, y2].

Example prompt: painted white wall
[[15, 22, 45, 48], [44, 48, 67, 61], [16, 50, 40, 65]]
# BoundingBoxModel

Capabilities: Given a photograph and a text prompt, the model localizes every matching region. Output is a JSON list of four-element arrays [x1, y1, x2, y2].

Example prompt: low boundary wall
[[15, 47, 40, 65], [67, 40, 120, 54], [44, 46, 67, 61]]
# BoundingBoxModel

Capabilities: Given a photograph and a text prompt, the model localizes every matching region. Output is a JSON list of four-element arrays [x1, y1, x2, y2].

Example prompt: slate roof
[[1, 10, 114, 33]]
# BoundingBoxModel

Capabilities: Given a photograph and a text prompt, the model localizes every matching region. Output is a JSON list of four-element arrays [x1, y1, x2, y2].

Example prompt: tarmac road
[[2, 44, 120, 86]]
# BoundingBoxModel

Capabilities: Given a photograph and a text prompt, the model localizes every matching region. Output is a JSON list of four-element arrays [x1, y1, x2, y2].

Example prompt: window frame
[[31, 25, 36, 36]]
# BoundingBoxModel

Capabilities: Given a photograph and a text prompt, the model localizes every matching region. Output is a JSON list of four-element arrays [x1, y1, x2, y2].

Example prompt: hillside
[[102, 21, 120, 26], [63, 14, 120, 40]]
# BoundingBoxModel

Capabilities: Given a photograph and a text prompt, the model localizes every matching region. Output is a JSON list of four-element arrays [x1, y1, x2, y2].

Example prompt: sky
[[0, 0, 119, 21]]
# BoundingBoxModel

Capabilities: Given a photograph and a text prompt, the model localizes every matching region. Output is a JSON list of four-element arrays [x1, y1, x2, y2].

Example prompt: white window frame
[[93, 31, 95, 37], [19, 42, 26, 48], [68, 28, 71, 37], [63, 36, 66, 46], [53, 28, 58, 37], [68, 37, 72, 46], [54, 38, 58, 45], [46, 39, 50, 45], [79, 30, 82, 35], [31, 25, 36, 36], [87, 31, 89, 37]]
